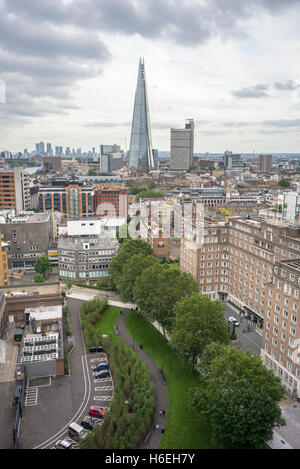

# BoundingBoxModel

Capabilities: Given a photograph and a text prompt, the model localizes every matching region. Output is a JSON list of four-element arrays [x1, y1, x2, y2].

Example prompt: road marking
[[93, 395, 113, 401], [94, 377, 111, 383], [25, 387, 38, 406], [94, 386, 113, 391]]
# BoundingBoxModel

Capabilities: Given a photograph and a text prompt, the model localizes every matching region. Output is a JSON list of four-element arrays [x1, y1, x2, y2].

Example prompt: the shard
[[128, 58, 154, 172]]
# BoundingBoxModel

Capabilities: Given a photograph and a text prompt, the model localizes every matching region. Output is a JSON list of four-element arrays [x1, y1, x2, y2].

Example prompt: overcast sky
[[1, 0, 300, 153]]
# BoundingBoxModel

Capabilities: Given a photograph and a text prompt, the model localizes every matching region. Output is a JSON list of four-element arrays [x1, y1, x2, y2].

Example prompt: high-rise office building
[[39, 142, 45, 154], [0, 167, 31, 212], [128, 58, 154, 172], [170, 119, 194, 170], [46, 143, 53, 156], [259, 154, 272, 172]]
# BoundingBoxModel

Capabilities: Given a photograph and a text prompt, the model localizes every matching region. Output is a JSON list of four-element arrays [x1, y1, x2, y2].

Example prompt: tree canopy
[[190, 344, 286, 448], [171, 293, 230, 371], [133, 263, 199, 338], [34, 255, 51, 277], [109, 238, 153, 289], [116, 253, 158, 303]]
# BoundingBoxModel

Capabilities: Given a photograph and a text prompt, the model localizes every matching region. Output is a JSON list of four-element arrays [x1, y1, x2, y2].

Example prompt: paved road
[[116, 310, 169, 449], [223, 303, 262, 355]]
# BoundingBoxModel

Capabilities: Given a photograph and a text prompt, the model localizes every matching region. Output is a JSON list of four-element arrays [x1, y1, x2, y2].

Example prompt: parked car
[[89, 346, 103, 353], [94, 369, 110, 379], [55, 439, 73, 449], [228, 316, 239, 327], [68, 422, 88, 440], [89, 406, 107, 418], [80, 416, 98, 431], [92, 361, 109, 371]]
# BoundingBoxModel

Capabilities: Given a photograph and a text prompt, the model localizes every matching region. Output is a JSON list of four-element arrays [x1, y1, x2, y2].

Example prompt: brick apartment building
[[180, 211, 300, 397], [94, 188, 128, 218], [261, 259, 300, 396]]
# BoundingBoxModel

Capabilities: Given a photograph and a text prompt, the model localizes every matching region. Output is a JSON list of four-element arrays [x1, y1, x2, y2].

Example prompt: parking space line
[[93, 396, 113, 401], [94, 378, 111, 383], [94, 386, 113, 391]]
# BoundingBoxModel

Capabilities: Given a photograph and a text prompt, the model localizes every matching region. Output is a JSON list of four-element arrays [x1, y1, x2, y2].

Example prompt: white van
[[68, 422, 88, 440]]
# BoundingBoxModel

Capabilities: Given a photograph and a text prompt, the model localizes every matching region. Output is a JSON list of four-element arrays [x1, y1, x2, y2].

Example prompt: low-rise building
[[0, 211, 52, 270], [58, 235, 117, 283]]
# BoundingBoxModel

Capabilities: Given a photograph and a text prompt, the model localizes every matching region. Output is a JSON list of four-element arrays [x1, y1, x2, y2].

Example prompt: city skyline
[[0, 1, 300, 153]]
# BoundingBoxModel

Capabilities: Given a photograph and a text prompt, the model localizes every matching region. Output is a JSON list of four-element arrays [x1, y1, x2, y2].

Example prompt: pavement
[[116, 309, 169, 449], [222, 302, 262, 355]]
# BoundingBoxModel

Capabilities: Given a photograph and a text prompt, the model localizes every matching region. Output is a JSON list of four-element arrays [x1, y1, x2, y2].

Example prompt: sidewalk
[[116, 309, 169, 449]]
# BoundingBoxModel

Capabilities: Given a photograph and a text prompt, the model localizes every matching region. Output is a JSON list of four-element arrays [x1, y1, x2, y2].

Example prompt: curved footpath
[[115, 309, 169, 449]]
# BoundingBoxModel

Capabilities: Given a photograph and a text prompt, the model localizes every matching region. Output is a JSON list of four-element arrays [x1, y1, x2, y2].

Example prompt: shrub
[[34, 273, 45, 283]]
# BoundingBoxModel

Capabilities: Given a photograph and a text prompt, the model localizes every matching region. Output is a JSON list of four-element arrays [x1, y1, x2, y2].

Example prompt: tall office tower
[[259, 154, 272, 172], [46, 143, 53, 155], [170, 119, 194, 170], [128, 58, 154, 172], [35, 143, 40, 153], [39, 142, 45, 154], [100, 144, 124, 174], [224, 150, 233, 169]]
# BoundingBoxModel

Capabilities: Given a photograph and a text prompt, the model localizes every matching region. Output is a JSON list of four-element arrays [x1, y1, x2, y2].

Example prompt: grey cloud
[[1, 0, 300, 128], [4, 0, 300, 46], [232, 84, 270, 98], [273, 80, 300, 90], [262, 119, 300, 127]]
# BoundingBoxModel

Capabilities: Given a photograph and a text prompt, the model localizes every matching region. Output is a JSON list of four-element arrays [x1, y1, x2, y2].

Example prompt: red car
[[89, 406, 107, 418]]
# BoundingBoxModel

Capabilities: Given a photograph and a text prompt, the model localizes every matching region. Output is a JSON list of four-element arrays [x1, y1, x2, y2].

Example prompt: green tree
[[133, 263, 199, 338], [190, 345, 286, 448], [148, 181, 156, 189], [88, 168, 97, 176], [129, 186, 147, 195], [34, 273, 45, 283], [135, 190, 164, 202], [116, 254, 158, 302], [34, 255, 51, 278], [171, 293, 230, 372], [109, 238, 153, 288], [278, 178, 291, 188]]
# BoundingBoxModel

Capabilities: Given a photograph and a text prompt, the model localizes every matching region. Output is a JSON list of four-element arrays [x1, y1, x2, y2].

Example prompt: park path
[[115, 309, 169, 449]]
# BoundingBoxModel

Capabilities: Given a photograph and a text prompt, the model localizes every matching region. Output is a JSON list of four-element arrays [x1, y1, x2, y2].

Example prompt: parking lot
[[45, 351, 113, 449]]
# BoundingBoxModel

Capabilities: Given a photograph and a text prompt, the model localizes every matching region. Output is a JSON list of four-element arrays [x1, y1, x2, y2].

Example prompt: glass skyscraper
[[128, 58, 154, 172]]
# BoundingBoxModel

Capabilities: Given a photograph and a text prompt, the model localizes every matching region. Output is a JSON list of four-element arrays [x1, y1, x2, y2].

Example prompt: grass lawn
[[126, 310, 215, 449], [94, 305, 122, 343]]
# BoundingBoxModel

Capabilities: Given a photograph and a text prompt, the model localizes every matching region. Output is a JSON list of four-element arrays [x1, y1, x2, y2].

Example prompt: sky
[[1, 0, 300, 154]]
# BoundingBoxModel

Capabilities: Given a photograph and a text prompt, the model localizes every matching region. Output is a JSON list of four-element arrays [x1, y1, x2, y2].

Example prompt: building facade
[[58, 235, 117, 283], [259, 154, 273, 172], [0, 167, 31, 212], [38, 181, 94, 218], [94, 188, 128, 218], [170, 119, 194, 170], [0, 212, 52, 270]]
